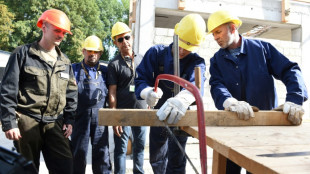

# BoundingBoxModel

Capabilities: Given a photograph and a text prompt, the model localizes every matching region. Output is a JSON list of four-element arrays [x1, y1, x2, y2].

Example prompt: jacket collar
[[29, 41, 70, 64], [219, 35, 247, 56]]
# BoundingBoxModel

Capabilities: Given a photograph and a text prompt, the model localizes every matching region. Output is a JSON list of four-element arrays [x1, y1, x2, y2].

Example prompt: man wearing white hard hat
[[208, 10, 308, 174], [135, 14, 207, 174]]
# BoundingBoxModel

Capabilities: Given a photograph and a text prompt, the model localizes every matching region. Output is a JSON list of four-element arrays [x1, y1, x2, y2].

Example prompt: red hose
[[154, 74, 207, 174]]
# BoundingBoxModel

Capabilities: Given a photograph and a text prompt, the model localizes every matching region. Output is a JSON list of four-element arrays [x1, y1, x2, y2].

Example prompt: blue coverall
[[71, 62, 111, 174], [135, 43, 206, 174], [209, 36, 308, 173]]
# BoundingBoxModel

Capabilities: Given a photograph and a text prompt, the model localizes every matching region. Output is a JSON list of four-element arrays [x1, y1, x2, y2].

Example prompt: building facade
[[131, 0, 310, 118]]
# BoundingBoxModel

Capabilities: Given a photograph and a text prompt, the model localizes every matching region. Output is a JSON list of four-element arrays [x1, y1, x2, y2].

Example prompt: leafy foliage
[[0, 2, 15, 51], [1, 0, 129, 62]]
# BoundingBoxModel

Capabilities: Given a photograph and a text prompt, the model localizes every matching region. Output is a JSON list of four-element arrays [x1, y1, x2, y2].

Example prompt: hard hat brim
[[179, 41, 198, 52], [84, 47, 103, 52], [37, 20, 73, 35], [207, 19, 242, 34]]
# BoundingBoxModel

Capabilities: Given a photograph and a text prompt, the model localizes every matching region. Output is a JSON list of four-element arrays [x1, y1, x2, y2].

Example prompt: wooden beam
[[98, 109, 293, 126], [129, 0, 136, 28], [282, 0, 290, 23]]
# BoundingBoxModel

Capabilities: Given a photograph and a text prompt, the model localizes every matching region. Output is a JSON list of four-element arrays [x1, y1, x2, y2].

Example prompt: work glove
[[223, 98, 254, 120], [157, 90, 195, 124], [274, 102, 304, 125], [140, 87, 163, 107]]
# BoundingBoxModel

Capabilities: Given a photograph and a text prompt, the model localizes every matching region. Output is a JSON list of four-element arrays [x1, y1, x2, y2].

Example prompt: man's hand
[[156, 90, 194, 124], [140, 87, 163, 107], [223, 98, 254, 120], [275, 102, 304, 125], [5, 128, 22, 140], [113, 126, 123, 137], [63, 124, 73, 138]]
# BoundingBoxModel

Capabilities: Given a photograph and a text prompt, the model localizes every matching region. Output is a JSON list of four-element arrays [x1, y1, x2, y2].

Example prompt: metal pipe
[[173, 35, 180, 96]]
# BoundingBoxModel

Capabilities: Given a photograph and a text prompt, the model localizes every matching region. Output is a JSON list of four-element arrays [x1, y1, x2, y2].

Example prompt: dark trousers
[[149, 127, 188, 174], [71, 109, 111, 174], [226, 159, 252, 174], [16, 114, 73, 174]]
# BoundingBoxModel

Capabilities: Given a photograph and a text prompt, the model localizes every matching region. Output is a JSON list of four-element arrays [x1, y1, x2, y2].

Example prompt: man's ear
[[113, 40, 117, 46], [230, 23, 237, 33], [42, 24, 47, 33]]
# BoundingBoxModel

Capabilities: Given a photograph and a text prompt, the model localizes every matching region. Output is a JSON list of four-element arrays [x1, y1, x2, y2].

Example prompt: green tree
[[0, 2, 15, 51], [2, 0, 129, 62]]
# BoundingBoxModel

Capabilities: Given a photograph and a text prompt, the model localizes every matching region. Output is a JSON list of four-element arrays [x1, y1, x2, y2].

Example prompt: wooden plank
[[182, 123, 310, 174], [98, 109, 293, 126]]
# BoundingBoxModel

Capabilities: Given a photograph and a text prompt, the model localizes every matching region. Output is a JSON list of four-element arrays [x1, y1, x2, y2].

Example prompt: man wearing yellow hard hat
[[71, 35, 111, 173], [208, 10, 308, 174], [108, 22, 147, 174], [135, 14, 207, 174], [0, 9, 77, 173]]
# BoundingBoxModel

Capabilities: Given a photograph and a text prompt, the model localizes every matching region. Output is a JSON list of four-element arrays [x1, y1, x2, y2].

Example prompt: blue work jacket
[[135, 43, 206, 109], [209, 36, 308, 110]]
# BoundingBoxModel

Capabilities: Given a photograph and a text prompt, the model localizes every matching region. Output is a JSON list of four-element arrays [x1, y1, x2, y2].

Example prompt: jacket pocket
[[23, 66, 48, 95]]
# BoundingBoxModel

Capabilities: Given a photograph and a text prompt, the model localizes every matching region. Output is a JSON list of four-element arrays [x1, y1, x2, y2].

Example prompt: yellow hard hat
[[207, 10, 242, 34], [111, 22, 131, 41], [83, 35, 104, 51], [174, 14, 206, 52], [37, 9, 72, 35]]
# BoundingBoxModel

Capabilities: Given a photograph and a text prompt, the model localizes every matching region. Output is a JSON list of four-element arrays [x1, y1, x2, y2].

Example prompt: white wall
[[0, 51, 10, 67]]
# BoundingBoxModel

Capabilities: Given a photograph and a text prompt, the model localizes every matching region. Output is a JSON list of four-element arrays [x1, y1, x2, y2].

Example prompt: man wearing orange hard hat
[[0, 9, 77, 173]]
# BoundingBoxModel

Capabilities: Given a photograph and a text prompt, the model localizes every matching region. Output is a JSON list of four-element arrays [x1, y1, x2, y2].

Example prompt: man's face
[[42, 23, 68, 46], [114, 32, 132, 55], [211, 23, 234, 49], [83, 49, 102, 67], [179, 47, 191, 59]]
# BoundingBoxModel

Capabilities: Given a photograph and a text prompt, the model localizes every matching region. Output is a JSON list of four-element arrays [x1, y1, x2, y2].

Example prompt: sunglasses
[[117, 35, 131, 43]]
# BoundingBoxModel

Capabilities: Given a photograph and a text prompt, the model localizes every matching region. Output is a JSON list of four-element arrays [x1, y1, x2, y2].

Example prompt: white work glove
[[223, 98, 254, 120], [157, 90, 195, 124], [140, 87, 163, 107], [274, 102, 304, 125]]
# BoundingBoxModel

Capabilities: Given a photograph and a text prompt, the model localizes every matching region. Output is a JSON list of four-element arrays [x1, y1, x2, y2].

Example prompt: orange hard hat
[[37, 9, 72, 35]]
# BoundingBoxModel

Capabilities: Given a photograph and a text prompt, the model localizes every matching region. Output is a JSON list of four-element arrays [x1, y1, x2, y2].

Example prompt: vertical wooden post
[[195, 67, 201, 89], [212, 151, 227, 174], [129, 0, 137, 28], [282, 0, 290, 23], [178, 0, 186, 10]]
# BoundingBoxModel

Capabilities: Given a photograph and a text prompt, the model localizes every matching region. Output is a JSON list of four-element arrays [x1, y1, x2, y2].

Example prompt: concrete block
[[155, 28, 168, 36]]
